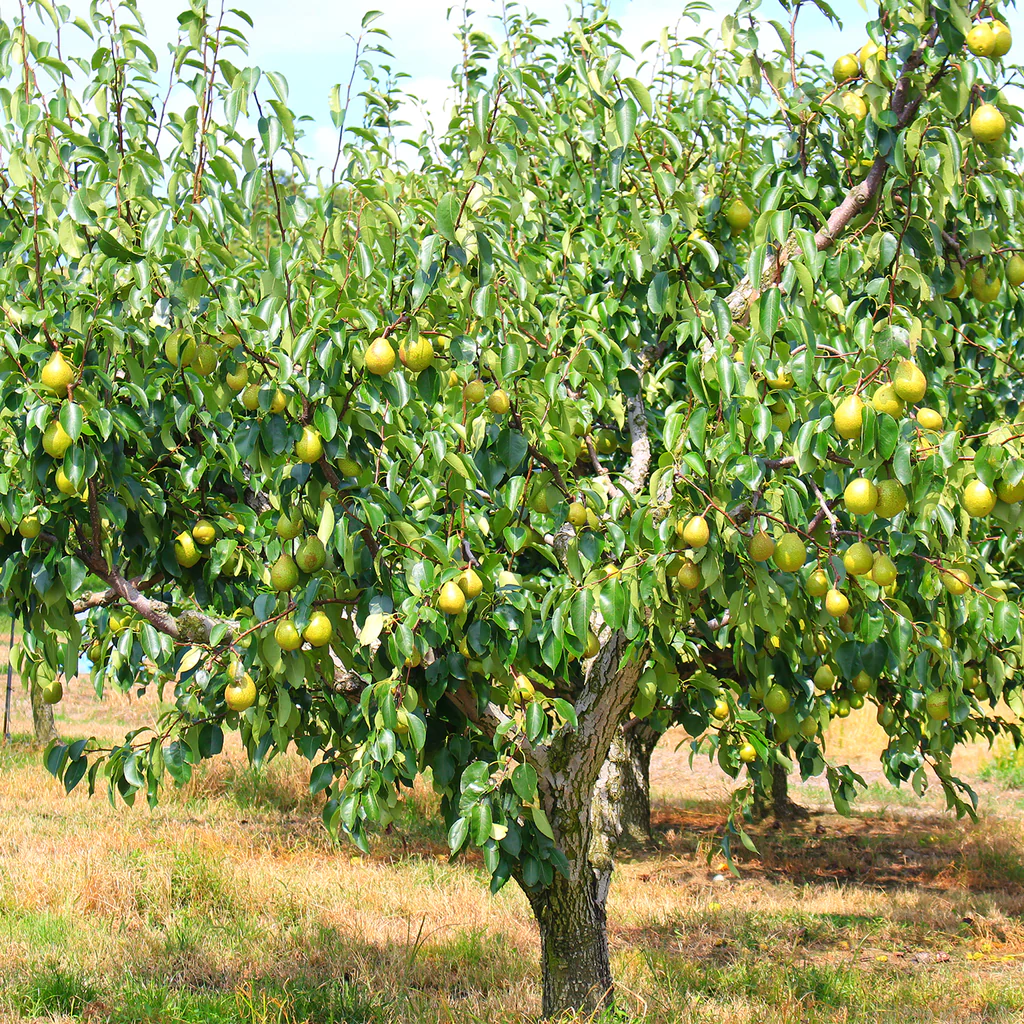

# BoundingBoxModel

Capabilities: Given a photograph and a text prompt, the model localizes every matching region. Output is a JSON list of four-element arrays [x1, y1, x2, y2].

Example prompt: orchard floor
[[1, 682, 1022, 1024]]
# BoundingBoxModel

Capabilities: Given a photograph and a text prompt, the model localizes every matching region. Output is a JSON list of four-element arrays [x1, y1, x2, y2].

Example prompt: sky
[[9, 0, 1024, 172]]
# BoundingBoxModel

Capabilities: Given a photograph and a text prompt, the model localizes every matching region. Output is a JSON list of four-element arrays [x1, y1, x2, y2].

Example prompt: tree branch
[[446, 682, 548, 774]]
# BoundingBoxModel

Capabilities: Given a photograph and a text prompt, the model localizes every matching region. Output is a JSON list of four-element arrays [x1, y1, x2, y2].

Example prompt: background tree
[[1, 0, 1024, 1016]]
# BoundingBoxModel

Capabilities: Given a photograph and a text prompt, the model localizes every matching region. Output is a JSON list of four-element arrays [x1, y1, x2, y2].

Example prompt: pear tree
[[2, 0, 1024, 1016]]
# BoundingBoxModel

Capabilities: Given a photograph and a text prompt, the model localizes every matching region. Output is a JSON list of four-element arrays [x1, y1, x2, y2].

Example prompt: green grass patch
[[981, 740, 1024, 790]]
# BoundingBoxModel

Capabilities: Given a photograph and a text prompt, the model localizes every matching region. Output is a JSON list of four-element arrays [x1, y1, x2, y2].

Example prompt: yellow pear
[[874, 479, 907, 518], [274, 618, 302, 651], [225, 672, 257, 711], [966, 21, 997, 56], [680, 515, 710, 548], [19, 516, 41, 539], [568, 502, 588, 528], [438, 580, 467, 615], [970, 103, 1005, 144], [748, 531, 775, 562], [840, 92, 868, 120], [174, 531, 201, 568], [825, 588, 850, 617], [871, 552, 898, 587], [844, 478, 878, 515], [193, 342, 217, 376], [42, 420, 72, 458], [303, 611, 333, 647], [892, 360, 926, 403], [724, 198, 752, 232], [487, 389, 511, 414], [962, 479, 996, 517], [843, 542, 874, 576], [676, 559, 703, 590], [916, 408, 943, 430], [364, 337, 396, 376], [806, 568, 829, 597], [773, 533, 806, 572], [270, 389, 287, 414], [871, 383, 905, 418], [295, 426, 323, 464], [276, 511, 303, 540], [834, 395, 864, 439], [464, 379, 486, 404], [1007, 254, 1024, 287], [225, 362, 249, 392], [991, 19, 1012, 57], [996, 477, 1024, 503], [192, 520, 216, 545], [833, 53, 860, 81], [457, 567, 483, 599], [398, 336, 434, 372], [41, 351, 75, 394]]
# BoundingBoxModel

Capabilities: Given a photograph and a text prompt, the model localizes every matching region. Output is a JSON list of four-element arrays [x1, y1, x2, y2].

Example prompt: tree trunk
[[770, 760, 809, 820], [592, 719, 659, 852], [30, 683, 58, 745], [527, 867, 614, 1017]]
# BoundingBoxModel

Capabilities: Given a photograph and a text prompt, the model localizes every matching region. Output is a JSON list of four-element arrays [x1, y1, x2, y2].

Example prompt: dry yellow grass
[[1, 683, 1023, 1023]]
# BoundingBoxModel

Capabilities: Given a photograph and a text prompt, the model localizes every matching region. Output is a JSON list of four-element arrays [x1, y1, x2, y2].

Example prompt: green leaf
[[435, 192, 460, 243]]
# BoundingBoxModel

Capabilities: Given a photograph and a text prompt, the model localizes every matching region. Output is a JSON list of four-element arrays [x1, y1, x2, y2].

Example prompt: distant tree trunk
[[592, 719, 659, 851], [753, 759, 809, 821], [30, 683, 58, 745]]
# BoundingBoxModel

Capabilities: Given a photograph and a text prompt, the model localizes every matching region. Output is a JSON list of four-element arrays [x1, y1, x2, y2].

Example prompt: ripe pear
[[55, 467, 81, 497], [676, 559, 703, 590], [41, 351, 75, 394], [970, 103, 1005, 144], [270, 389, 287, 414], [680, 515, 710, 548], [763, 684, 791, 715], [966, 21, 997, 56], [174, 531, 201, 568], [568, 502, 587, 528], [962, 479, 996, 517], [945, 270, 964, 298], [825, 588, 850, 617], [241, 383, 261, 411], [296, 535, 326, 573], [970, 266, 1001, 302], [892, 360, 926, 403], [748, 531, 775, 562], [843, 542, 874, 576], [585, 630, 600, 658], [18, 516, 41, 539], [991, 19, 1012, 57], [859, 41, 885, 65], [42, 420, 73, 458], [874, 479, 907, 518], [193, 342, 218, 376], [364, 337, 396, 376], [916, 408, 943, 430], [274, 618, 302, 651], [1008, 255, 1024, 287], [295, 426, 323, 464], [806, 568, 829, 597], [996, 477, 1024, 503], [192, 519, 216, 545], [844, 478, 878, 515], [303, 611, 333, 647], [225, 362, 249, 392], [438, 580, 467, 615], [814, 664, 836, 691], [773, 533, 807, 572], [833, 395, 864, 439], [487, 389, 511, 415], [398, 336, 434, 372], [871, 552, 898, 587], [833, 53, 860, 81], [457, 566, 483, 599], [840, 92, 867, 120], [925, 689, 950, 721], [871, 383, 905, 418], [165, 332, 196, 368], [41, 680, 63, 705], [270, 553, 299, 591], [225, 673, 257, 711], [464, 379, 486, 404], [940, 567, 970, 595], [739, 742, 757, 764]]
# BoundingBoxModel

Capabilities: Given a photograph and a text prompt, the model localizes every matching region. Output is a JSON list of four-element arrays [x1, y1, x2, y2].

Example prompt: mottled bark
[[527, 868, 614, 1016], [592, 720, 659, 854], [517, 629, 643, 1017], [30, 683, 58, 745]]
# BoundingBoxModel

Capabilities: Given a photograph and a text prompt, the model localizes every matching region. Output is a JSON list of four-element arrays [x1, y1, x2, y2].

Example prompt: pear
[[274, 618, 302, 651], [41, 352, 75, 394], [296, 535, 326, 573], [295, 426, 323, 464], [833, 395, 864, 439], [892, 360, 926, 403], [42, 420, 73, 458], [174, 532, 201, 568], [398, 336, 434, 372], [364, 337, 396, 376], [225, 362, 249, 392], [192, 520, 216, 545], [463, 379, 486, 404], [193, 342, 218, 376], [276, 511, 303, 540], [438, 581, 467, 615], [487, 389, 511, 414], [270, 553, 299, 591], [303, 611, 333, 646], [457, 566, 483, 599]]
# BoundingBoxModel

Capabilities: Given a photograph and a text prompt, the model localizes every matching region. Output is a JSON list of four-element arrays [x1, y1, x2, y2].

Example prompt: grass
[[980, 740, 1024, 790], [0, 687, 1023, 1023]]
